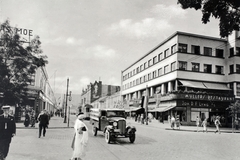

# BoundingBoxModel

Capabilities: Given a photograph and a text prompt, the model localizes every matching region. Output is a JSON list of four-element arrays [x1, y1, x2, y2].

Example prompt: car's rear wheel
[[105, 130, 111, 143], [129, 134, 135, 143], [92, 126, 97, 136]]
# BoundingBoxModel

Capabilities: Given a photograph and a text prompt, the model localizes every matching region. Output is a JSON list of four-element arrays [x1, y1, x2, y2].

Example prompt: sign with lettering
[[161, 93, 235, 102], [177, 100, 214, 107]]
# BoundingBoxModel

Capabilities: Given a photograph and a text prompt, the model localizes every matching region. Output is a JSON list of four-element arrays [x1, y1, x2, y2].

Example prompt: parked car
[[90, 108, 136, 144]]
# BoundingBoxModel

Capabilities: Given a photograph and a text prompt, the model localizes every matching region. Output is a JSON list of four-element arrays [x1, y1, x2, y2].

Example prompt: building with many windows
[[25, 66, 56, 116], [121, 31, 240, 126]]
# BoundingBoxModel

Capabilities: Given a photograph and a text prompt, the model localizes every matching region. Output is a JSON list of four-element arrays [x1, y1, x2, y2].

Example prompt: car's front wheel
[[129, 134, 135, 143], [105, 130, 111, 144]]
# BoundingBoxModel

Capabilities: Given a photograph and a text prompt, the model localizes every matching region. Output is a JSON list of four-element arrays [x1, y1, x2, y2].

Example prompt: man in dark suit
[[0, 105, 16, 160], [38, 109, 49, 138]]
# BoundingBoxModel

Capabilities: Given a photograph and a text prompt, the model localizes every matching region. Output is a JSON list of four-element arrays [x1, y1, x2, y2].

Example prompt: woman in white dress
[[70, 114, 88, 160]]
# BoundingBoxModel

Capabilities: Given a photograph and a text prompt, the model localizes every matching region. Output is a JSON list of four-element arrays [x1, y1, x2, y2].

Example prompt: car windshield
[[106, 111, 125, 117]]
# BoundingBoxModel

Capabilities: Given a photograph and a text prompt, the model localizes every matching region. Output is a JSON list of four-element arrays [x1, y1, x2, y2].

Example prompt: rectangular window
[[191, 45, 200, 55], [152, 71, 157, 78], [140, 65, 143, 71], [153, 56, 157, 64], [140, 77, 143, 83], [158, 68, 162, 76], [148, 59, 152, 67], [216, 49, 224, 58], [144, 75, 147, 82], [236, 64, 240, 73], [171, 44, 177, 54], [130, 82, 132, 87], [237, 83, 240, 96], [144, 62, 147, 69], [148, 73, 151, 80], [171, 62, 176, 71], [179, 61, 187, 70], [137, 67, 139, 73], [215, 65, 223, 74], [204, 64, 212, 73], [178, 43, 187, 53], [164, 65, 169, 74], [136, 79, 139, 85], [230, 48, 234, 57], [236, 47, 240, 56], [204, 47, 212, 56], [133, 80, 135, 86], [192, 63, 200, 72], [133, 69, 135, 75], [230, 64, 234, 74], [158, 53, 163, 61], [164, 49, 169, 58]]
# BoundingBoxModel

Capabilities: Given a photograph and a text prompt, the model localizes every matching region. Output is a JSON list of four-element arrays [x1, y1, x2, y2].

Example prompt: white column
[[161, 84, 165, 94], [168, 81, 172, 92]]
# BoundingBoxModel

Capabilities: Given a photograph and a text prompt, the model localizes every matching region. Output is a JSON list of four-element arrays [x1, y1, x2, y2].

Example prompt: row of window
[[123, 43, 240, 81], [123, 61, 229, 90]]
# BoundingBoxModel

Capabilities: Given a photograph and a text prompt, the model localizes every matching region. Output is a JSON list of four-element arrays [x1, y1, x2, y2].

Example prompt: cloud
[[84, 45, 117, 58], [108, 18, 172, 39], [151, 4, 187, 19], [44, 36, 85, 46]]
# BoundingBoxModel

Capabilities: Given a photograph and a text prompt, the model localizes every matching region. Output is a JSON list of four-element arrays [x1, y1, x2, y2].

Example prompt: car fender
[[126, 126, 136, 134]]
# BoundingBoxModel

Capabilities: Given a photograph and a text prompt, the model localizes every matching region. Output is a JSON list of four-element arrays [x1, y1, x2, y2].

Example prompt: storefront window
[[191, 108, 209, 121], [174, 107, 187, 122]]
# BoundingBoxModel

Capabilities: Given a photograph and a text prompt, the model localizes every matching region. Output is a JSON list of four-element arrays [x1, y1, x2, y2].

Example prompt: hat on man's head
[[2, 105, 10, 110]]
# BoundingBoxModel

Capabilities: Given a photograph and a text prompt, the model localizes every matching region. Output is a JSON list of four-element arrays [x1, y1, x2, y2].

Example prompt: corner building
[[121, 31, 240, 126]]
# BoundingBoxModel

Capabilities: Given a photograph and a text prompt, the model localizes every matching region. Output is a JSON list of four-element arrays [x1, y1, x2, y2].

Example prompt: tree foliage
[[227, 100, 240, 118], [0, 20, 48, 106], [177, 0, 240, 37]]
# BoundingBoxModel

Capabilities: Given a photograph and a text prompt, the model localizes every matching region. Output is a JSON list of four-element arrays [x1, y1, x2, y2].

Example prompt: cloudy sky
[[1, 0, 220, 94]]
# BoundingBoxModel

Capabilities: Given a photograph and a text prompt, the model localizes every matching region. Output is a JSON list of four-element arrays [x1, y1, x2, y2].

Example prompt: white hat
[[78, 114, 85, 120], [2, 105, 10, 110]]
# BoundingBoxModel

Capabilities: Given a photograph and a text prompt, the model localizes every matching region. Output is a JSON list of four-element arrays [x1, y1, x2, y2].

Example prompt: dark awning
[[203, 82, 231, 90], [179, 80, 206, 89]]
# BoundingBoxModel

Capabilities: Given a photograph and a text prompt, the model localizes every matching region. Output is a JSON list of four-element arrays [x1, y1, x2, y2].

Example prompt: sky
[[1, 0, 220, 95]]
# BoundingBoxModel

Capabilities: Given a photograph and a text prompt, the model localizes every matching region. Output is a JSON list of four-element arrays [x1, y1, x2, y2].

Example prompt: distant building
[[80, 81, 120, 109], [121, 31, 240, 126]]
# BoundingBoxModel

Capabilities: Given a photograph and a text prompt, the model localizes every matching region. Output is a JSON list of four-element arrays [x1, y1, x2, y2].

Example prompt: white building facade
[[121, 31, 240, 126]]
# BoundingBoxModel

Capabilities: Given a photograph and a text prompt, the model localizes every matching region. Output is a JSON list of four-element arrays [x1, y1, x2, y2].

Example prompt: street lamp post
[[63, 78, 71, 123]]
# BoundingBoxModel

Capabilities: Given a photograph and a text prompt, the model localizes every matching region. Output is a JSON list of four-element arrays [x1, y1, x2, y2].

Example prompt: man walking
[[38, 109, 49, 138], [0, 105, 16, 160]]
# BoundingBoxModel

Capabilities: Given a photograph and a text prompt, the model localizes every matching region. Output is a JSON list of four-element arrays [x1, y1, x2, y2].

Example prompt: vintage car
[[90, 108, 136, 144]]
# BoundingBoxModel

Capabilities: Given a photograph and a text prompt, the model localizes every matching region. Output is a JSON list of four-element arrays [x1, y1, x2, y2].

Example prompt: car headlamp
[[113, 122, 117, 127]]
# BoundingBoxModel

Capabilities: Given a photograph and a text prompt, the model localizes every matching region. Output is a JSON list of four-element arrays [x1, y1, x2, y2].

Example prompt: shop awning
[[203, 82, 231, 90], [152, 105, 176, 112], [179, 80, 206, 89], [125, 107, 142, 112]]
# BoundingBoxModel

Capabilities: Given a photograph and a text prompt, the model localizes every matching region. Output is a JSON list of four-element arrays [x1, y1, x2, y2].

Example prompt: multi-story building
[[26, 66, 56, 115], [80, 81, 120, 109], [121, 31, 240, 126]]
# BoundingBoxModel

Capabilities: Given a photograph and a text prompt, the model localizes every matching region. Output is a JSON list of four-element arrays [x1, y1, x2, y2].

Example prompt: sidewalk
[[16, 116, 75, 129], [126, 118, 240, 134]]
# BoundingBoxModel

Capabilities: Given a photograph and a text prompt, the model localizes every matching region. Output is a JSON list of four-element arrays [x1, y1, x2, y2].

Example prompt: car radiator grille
[[118, 120, 126, 134]]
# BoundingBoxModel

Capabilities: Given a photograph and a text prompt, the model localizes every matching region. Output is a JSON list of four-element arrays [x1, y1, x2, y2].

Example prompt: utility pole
[[63, 78, 71, 124]]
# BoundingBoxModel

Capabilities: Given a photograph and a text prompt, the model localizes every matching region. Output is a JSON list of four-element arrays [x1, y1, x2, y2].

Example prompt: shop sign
[[161, 93, 235, 102], [181, 94, 235, 102], [178, 100, 212, 107]]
